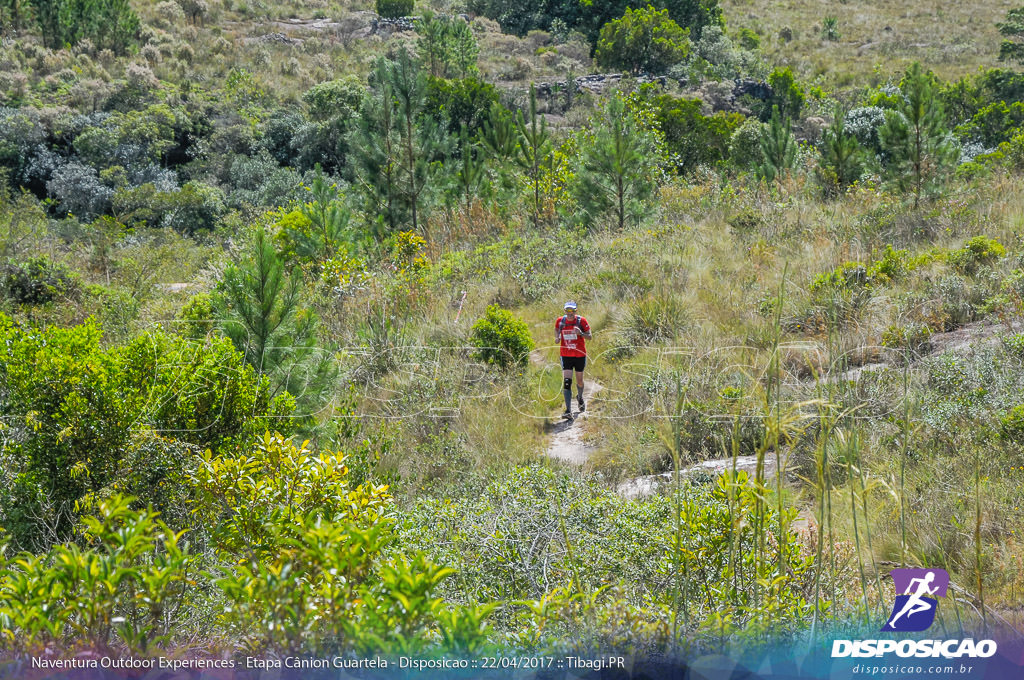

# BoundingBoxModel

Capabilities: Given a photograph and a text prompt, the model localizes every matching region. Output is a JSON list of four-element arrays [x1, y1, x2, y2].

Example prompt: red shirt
[[556, 315, 589, 357]]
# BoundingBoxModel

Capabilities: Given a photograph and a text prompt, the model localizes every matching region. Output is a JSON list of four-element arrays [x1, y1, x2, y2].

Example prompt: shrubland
[[1, 0, 1023, 665]]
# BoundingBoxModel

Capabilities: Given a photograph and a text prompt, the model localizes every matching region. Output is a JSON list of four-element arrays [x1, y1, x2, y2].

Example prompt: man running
[[556, 301, 591, 419]]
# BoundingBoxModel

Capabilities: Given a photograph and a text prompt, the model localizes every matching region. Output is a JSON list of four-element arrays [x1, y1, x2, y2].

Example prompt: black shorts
[[560, 355, 586, 372]]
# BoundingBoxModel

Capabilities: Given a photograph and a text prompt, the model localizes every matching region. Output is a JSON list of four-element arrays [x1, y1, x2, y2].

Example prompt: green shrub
[[736, 27, 759, 50], [400, 466, 821, 643], [809, 261, 871, 293], [766, 66, 805, 121], [470, 304, 534, 368], [376, 0, 413, 18], [1002, 332, 1024, 358], [649, 92, 744, 171], [948, 236, 1005, 275], [0, 495, 192, 655], [0, 316, 295, 549], [595, 6, 691, 75], [1, 257, 79, 305], [999, 404, 1024, 443], [881, 323, 932, 354]]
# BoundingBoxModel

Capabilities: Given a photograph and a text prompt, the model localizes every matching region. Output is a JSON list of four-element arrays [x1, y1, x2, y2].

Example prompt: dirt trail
[[544, 379, 604, 466]]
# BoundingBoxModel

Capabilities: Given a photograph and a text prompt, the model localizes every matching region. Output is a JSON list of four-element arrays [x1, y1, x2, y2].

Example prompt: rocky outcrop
[[534, 73, 667, 97]]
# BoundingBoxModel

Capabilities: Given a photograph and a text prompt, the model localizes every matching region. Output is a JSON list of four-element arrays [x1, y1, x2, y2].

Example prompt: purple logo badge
[[882, 568, 949, 632]]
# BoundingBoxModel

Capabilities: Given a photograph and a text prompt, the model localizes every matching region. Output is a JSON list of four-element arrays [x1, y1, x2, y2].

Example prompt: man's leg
[[576, 369, 585, 409], [562, 368, 573, 414]]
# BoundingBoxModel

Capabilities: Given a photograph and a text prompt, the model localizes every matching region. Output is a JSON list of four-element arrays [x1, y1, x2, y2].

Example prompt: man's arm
[[580, 319, 592, 339]]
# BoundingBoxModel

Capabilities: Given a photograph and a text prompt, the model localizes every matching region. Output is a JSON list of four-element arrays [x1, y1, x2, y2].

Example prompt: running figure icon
[[885, 572, 938, 628], [881, 568, 949, 632]]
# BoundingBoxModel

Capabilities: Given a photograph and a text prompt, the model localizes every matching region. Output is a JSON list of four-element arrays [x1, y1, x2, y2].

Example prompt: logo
[[881, 568, 949, 632]]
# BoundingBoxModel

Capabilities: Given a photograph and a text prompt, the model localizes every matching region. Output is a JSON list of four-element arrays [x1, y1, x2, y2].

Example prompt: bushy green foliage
[[0, 495, 192, 655], [190, 432, 391, 558], [425, 76, 500, 138], [999, 403, 1024, 443], [810, 261, 871, 293], [595, 6, 691, 75], [471, 0, 721, 49], [997, 7, 1024, 64], [376, 0, 413, 18], [0, 315, 295, 549], [958, 100, 1024, 147], [948, 235, 1005, 275], [34, 0, 140, 53], [649, 91, 744, 171], [275, 171, 357, 265], [1, 256, 79, 305], [401, 466, 820, 643], [470, 304, 534, 368], [766, 66, 805, 121], [736, 27, 760, 50], [729, 117, 767, 168]]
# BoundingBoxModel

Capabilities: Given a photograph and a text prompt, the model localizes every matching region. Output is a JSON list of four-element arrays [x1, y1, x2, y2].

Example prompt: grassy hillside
[[0, 0, 1023, 666]]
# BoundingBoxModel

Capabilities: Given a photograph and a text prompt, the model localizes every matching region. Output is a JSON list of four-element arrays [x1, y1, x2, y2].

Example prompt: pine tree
[[479, 102, 518, 199], [349, 52, 449, 234], [878, 62, 958, 208], [215, 226, 334, 410], [390, 48, 448, 233], [818, 106, 865, 197], [349, 59, 401, 233], [757, 105, 796, 184], [417, 12, 449, 78], [514, 85, 552, 228], [454, 124, 485, 211], [573, 96, 658, 231], [416, 13, 479, 79]]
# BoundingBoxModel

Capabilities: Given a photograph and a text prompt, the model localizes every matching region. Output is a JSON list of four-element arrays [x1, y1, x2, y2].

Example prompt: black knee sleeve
[[563, 377, 572, 390]]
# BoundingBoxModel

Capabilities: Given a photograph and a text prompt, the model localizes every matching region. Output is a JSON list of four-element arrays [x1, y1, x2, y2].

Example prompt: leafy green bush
[[948, 236, 1006, 275], [648, 91, 744, 171], [470, 304, 535, 368], [999, 404, 1024, 444], [881, 323, 932, 354], [736, 27, 760, 50], [595, 6, 691, 75], [376, 0, 413, 18], [1, 256, 80, 305], [0, 495, 192, 655], [0, 316, 295, 549], [810, 261, 871, 293], [190, 432, 392, 558], [766, 66, 805, 121], [200, 433, 493, 655]]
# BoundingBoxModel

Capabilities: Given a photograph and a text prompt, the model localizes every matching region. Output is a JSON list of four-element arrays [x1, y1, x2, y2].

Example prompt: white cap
[[563, 300, 577, 310]]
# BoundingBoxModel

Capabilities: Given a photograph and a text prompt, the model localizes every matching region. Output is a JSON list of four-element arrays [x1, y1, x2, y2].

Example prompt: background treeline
[[1, 0, 1024, 664]]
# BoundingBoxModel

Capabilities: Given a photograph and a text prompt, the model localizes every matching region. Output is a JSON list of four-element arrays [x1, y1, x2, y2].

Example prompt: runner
[[556, 301, 592, 419]]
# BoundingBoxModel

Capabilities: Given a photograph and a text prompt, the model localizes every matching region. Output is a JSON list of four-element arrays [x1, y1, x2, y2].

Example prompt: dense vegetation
[[1, 0, 1023, 666]]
